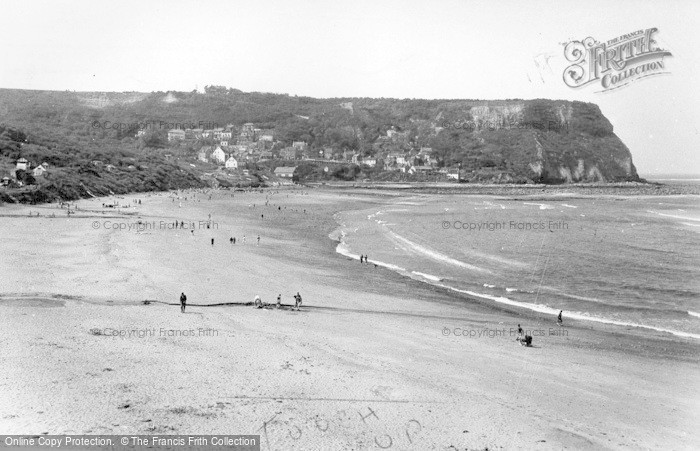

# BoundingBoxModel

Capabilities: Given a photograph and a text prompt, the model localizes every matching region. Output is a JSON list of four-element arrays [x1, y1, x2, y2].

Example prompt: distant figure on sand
[[254, 295, 262, 308], [211, 238, 214, 246], [294, 292, 302, 310], [180, 292, 187, 313], [276, 294, 282, 309], [558, 310, 563, 325], [517, 324, 523, 336], [257, 236, 260, 245], [230, 237, 233, 244]]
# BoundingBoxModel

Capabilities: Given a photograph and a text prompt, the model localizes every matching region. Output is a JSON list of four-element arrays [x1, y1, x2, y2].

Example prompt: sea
[[331, 179, 700, 340]]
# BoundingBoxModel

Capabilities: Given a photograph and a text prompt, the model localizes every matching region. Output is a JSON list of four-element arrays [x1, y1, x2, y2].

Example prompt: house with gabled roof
[[274, 166, 297, 179], [211, 146, 226, 164], [225, 156, 238, 169]]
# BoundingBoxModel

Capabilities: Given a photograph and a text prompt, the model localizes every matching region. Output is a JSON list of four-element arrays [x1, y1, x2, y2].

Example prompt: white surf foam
[[434, 283, 700, 340], [387, 230, 490, 274], [523, 202, 555, 210], [647, 210, 700, 222], [412, 271, 442, 282]]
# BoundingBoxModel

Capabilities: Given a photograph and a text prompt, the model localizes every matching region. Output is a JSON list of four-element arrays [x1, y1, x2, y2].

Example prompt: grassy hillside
[[0, 88, 641, 203]]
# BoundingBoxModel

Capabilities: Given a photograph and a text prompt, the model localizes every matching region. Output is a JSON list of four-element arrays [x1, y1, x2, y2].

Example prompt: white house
[[167, 129, 186, 141], [16, 158, 28, 171], [225, 156, 238, 169], [211, 146, 226, 164], [32, 164, 48, 177], [362, 158, 377, 167], [447, 170, 460, 180]]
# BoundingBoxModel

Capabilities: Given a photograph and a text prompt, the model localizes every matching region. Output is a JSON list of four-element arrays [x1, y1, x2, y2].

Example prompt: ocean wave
[[647, 210, 700, 222], [411, 271, 443, 282], [386, 230, 491, 274], [434, 283, 700, 340], [689, 311, 700, 319]]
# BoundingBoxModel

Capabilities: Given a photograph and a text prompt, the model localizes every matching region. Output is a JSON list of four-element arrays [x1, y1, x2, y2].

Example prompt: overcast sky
[[1, 0, 698, 175]]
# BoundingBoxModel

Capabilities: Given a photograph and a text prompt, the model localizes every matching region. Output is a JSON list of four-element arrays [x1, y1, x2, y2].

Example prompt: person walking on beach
[[557, 310, 563, 325], [276, 294, 282, 309], [517, 324, 523, 336], [211, 238, 215, 246], [257, 235, 260, 245], [180, 292, 187, 313], [230, 237, 233, 244], [294, 292, 302, 310]]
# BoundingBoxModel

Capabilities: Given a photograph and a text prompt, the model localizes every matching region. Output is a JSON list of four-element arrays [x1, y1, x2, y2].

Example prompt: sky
[[1, 0, 698, 175]]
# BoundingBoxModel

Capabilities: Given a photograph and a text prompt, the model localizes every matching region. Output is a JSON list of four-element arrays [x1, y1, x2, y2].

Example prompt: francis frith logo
[[563, 27, 672, 92]]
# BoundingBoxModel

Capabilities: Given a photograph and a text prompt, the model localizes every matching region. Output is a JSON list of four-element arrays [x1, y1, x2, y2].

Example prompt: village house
[[387, 152, 407, 166], [225, 156, 238, 169], [16, 158, 28, 171], [31, 163, 48, 177], [274, 166, 297, 179], [167, 129, 186, 141], [240, 123, 256, 142], [210, 146, 226, 164], [362, 157, 377, 167], [292, 141, 307, 151], [446, 169, 460, 180], [280, 147, 297, 160]]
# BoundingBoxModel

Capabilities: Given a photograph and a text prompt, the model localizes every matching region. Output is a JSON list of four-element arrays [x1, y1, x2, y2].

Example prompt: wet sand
[[1, 187, 698, 450]]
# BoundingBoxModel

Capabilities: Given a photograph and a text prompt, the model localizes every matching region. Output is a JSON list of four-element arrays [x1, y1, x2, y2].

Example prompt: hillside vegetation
[[0, 87, 641, 203]]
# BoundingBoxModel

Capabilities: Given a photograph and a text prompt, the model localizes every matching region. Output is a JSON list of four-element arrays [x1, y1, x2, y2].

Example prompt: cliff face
[[439, 100, 639, 183]]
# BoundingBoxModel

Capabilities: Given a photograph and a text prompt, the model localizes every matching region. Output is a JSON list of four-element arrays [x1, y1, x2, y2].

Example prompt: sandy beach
[[1, 187, 698, 450]]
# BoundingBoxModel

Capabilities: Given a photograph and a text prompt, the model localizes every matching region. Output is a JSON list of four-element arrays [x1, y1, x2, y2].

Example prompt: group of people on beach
[[516, 311, 563, 347], [254, 292, 303, 310], [359, 254, 369, 263], [179, 291, 303, 313]]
